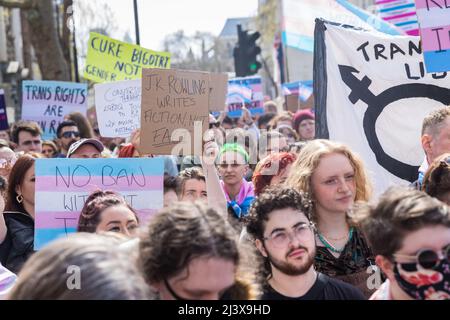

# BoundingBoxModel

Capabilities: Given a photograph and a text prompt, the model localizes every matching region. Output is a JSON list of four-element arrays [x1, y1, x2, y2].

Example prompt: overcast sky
[[78, 0, 258, 51]]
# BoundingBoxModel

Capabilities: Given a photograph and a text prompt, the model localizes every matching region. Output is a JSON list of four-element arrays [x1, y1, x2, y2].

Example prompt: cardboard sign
[[0, 89, 8, 131], [285, 94, 299, 113], [415, 0, 450, 73], [226, 76, 264, 118], [140, 68, 209, 156], [376, 0, 419, 36], [95, 79, 141, 138], [21, 81, 88, 140], [34, 157, 164, 250], [209, 73, 228, 112], [84, 32, 171, 83]]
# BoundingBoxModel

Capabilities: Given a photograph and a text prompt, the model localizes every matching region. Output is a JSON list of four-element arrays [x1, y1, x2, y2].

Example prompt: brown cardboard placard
[[285, 94, 299, 113], [209, 73, 228, 112], [140, 68, 209, 156]]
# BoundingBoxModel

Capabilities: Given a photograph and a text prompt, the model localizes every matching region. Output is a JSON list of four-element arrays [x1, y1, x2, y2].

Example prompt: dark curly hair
[[244, 187, 313, 282], [252, 152, 297, 196], [422, 153, 450, 203], [245, 186, 313, 241], [77, 190, 138, 233]]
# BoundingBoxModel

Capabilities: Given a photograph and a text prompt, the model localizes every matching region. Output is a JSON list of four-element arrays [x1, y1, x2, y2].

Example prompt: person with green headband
[[217, 143, 255, 221]]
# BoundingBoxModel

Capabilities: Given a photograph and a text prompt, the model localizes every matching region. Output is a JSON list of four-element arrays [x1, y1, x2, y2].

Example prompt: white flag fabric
[[314, 20, 450, 196]]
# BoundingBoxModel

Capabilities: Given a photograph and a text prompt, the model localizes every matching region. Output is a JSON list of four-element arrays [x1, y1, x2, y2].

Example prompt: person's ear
[[255, 239, 268, 258], [421, 134, 433, 158], [376, 255, 395, 281], [15, 184, 22, 196]]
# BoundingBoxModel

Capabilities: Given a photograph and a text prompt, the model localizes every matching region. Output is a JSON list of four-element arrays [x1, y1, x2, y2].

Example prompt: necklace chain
[[317, 228, 354, 253]]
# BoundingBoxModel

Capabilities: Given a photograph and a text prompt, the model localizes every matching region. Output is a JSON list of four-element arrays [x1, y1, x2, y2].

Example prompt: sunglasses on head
[[62, 131, 80, 139], [393, 244, 450, 271]]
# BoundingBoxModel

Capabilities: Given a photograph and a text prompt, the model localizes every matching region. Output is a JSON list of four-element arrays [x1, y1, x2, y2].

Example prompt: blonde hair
[[285, 140, 372, 219]]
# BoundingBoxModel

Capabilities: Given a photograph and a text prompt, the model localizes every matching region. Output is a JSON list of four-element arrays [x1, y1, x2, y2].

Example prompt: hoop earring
[[16, 194, 23, 204]]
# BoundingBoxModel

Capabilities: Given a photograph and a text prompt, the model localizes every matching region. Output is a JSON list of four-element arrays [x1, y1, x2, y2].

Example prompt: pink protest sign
[[376, 0, 420, 36], [34, 157, 164, 250], [415, 0, 450, 72]]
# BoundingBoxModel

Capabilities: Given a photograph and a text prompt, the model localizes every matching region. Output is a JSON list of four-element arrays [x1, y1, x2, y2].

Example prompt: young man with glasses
[[10, 121, 43, 153], [245, 187, 365, 300], [353, 186, 450, 300], [56, 120, 80, 157]]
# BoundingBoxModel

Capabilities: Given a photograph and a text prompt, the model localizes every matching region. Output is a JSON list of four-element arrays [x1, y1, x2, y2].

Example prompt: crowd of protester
[[0, 101, 449, 300]]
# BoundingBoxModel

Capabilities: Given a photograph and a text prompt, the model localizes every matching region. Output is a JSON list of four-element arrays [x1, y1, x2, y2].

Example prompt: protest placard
[[415, 0, 450, 73], [21, 81, 88, 140], [285, 94, 299, 113], [226, 76, 264, 118], [84, 32, 171, 83], [209, 73, 228, 112], [376, 0, 419, 36], [34, 157, 164, 250], [0, 89, 8, 131], [95, 79, 141, 138], [140, 68, 209, 156]]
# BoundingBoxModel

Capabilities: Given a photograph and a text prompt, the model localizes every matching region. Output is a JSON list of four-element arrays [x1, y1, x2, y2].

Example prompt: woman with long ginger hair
[[285, 139, 375, 297]]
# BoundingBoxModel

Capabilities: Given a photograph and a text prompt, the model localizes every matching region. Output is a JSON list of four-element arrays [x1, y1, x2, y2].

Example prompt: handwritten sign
[[34, 157, 164, 250], [84, 32, 171, 83], [376, 0, 419, 36], [415, 0, 450, 73], [0, 89, 8, 131], [95, 79, 141, 138], [226, 76, 264, 118], [140, 68, 209, 156], [21, 81, 88, 140]]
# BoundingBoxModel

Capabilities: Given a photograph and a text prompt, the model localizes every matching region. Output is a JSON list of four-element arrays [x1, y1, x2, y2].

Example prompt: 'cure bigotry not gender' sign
[[84, 32, 171, 83], [415, 0, 450, 73], [95, 79, 141, 138], [21, 81, 88, 140], [34, 157, 164, 250], [140, 68, 209, 156]]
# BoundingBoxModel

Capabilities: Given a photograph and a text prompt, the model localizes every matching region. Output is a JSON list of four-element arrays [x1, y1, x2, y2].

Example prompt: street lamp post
[[133, 0, 140, 45]]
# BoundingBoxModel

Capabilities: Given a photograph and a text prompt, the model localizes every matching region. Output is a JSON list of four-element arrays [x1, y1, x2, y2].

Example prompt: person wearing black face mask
[[138, 202, 260, 300], [352, 186, 450, 300]]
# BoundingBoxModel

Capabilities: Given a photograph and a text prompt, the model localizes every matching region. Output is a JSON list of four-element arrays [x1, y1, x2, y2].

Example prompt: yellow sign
[[84, 32, 171, 83]]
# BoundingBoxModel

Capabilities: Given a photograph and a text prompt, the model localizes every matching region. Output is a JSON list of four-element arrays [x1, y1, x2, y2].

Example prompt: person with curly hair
[[285, 139, 375, 297], [244, 187, 365, 300]]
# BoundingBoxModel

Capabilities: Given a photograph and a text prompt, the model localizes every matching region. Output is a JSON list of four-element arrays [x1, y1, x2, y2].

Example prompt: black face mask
[[163, 278, 229, 300], [164, 279, 187, 300], [393, 258, 450, 300]]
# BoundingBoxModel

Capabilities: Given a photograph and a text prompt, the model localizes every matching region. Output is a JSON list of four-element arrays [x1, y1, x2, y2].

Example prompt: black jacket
[[0, 211, 35, 274]]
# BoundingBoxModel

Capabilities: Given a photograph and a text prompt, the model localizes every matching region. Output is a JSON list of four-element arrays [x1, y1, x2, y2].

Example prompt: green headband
[[218, 143, 249, 163]]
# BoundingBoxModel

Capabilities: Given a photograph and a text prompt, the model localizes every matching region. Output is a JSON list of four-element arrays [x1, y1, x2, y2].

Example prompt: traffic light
[[233, 25, 262, 77]]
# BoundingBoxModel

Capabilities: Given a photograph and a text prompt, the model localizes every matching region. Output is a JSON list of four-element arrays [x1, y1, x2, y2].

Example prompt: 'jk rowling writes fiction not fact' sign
[[140, 68, 209, 156]]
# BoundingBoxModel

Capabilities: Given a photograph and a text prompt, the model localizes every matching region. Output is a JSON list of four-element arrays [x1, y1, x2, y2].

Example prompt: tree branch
[[0, 0, 34, 10]]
